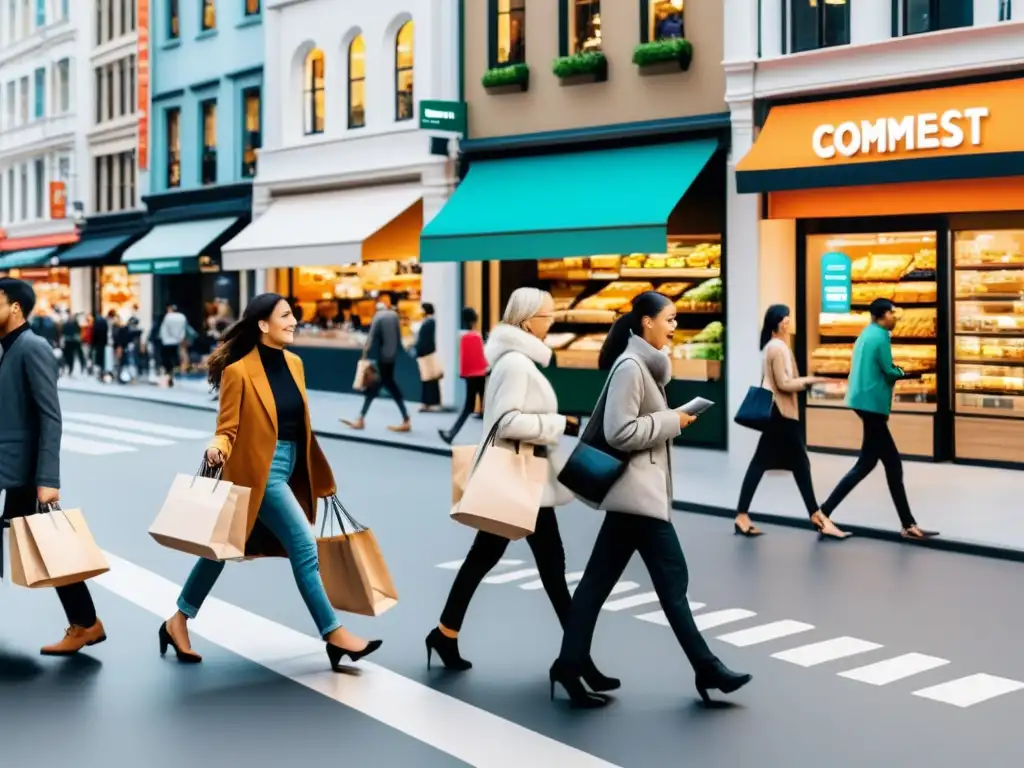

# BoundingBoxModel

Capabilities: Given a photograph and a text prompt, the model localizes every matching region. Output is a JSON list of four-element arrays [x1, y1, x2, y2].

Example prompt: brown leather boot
[[341, 417, 365, 430], [41, 620, 107, 656], [388, 420, 411, 433]]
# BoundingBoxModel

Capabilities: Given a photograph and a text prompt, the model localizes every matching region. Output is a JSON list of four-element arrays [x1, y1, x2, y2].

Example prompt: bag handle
[[190, 457, 223, 490], [36, 501, 76, 532], [319, 495, 366, 538], [465, 409, 523, 479]]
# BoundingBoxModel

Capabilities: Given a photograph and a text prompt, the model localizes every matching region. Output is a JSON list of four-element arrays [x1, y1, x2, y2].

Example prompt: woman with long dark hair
[[733, 305, 848, 539], [159, 293, 382, 669], [551, 291, 751, 708]]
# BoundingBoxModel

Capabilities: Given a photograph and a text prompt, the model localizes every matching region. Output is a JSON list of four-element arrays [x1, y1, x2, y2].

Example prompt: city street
[[3, 391, 1022, 767]]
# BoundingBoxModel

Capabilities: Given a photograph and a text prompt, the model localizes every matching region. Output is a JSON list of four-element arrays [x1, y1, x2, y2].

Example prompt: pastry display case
[[100, 266, 142, 320]]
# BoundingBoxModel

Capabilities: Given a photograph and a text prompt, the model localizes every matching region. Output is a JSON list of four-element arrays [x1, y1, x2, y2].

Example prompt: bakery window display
[[100, 266, 142, 319]]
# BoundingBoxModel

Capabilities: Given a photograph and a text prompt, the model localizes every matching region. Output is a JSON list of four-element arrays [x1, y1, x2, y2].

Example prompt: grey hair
[[502, 287, 552, 327]]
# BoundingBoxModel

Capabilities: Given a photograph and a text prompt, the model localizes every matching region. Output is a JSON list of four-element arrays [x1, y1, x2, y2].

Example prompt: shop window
[[348, 34, 365, 129], [165, 107, 181, 188], [567, 0, 601, 54], [900, 0, 973, 35], [241, 87, 261, 178], [303, 48, 325, 135], [395, 21, 414, 122], [168, 0, 179, 38], [491, 0, 525, 67], [32, 67, 43, 119], [790, 0, 849, 53], [245, 0, 259, 15], [646, 0, 684, 42], [200, 99, 217, 185], [201, 0, 215, 31]]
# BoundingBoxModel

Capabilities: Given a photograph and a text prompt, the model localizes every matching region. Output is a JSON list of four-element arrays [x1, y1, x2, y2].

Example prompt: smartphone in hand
[[677, 397, 715, 416]]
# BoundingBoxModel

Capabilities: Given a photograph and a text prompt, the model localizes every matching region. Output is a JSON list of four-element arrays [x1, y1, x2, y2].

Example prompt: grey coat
[[366, 309, 402, 363], [599, 335, 681, 521], [0, 327, 62, 494]]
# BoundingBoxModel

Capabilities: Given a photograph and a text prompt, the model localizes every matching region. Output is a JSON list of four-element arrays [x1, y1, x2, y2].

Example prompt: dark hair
[[0, 277, 36, 317], [759, 304, 791, 350], [422, 302, 435, 316], [598, 291, 673, 370], [869, 298, 895, 320], [206, 292, 287, 391], [461, 306, 478, 330]]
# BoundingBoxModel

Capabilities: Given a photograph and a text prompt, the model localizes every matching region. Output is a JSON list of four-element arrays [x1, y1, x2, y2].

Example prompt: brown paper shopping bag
[[353, 359, 378, 391], [9, 507, 110, 589], [149, 467, 251, 561], [451, 445, 476, 505], [317, 497, 398, 617], [416, 353, 443, 382]]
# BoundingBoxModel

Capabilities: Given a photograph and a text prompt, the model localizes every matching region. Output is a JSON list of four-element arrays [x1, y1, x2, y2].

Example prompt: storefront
[[421, 119, 731, 449], [0, 232, 79, 314], [736, 75, 1024, 467]]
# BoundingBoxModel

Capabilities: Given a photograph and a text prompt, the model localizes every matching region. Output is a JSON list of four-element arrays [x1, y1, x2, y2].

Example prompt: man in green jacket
[[819, 299, 937, 541]]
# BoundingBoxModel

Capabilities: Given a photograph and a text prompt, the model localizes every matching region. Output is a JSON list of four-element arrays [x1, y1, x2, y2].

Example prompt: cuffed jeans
[[176, 441, 342, 638]]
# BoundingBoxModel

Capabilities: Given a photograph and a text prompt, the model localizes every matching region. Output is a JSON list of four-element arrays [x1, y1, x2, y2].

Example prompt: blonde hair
[[502, 287, 552, 327]]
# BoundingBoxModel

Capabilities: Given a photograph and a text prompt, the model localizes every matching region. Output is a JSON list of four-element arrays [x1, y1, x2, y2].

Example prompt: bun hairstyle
[[205, 292, 287, 391], [597, 290, 673, 370], [759, 304, 790, 350]]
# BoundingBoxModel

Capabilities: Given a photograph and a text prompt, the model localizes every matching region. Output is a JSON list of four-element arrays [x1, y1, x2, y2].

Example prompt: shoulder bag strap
[[579, 358, 638, 444]]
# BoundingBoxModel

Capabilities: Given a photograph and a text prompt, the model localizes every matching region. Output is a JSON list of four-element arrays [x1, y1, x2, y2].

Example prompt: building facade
[[726, 1, 1024, 467]]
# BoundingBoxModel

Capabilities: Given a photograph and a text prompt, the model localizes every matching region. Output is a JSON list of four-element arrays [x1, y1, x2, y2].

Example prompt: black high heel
[[326, 639, 383, 671], [437, 429, 453, 445], [425, 628, 472, 671], [734, 522, 763, 537], [549, 660, 610, 709], [158, 622, 202, 664], [694, 659, 752, 705], [581, 657, 620, 692]]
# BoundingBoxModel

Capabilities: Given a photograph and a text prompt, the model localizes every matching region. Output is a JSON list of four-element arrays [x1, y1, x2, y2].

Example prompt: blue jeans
[[176, 441, 342, 638]]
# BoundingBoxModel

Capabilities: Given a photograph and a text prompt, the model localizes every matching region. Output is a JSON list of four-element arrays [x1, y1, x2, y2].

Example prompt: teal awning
[[420, 139, 719, 263], [57, 233, 137, 266], [0, 247, 59, 270], [121, 217, 239, 274]]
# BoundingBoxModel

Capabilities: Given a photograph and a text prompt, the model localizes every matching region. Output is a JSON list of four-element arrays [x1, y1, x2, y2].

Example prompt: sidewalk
[[59, 376, 1024, 561]]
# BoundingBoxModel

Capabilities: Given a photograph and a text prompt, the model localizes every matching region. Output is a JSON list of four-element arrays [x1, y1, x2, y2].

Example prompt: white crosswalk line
[[602, 591, 661, 612], [61, 412, 208, 439], [839, 653, 950, 685], [521, 571, 584, 590], [636, 602, 715, 626], [436, 558, 523, 570], [717, 619, 815, 647], [772, 637, 883, 667], [483, 568, 540, 584], [912, 674, 1024, 708], [63, 421, 176, 446], [693, 608, 756, 631], [61, 434, 137, 455]]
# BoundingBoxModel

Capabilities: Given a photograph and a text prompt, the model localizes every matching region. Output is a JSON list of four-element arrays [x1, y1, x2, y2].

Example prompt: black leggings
[[439, 507, 570, 632], [444, 376, 486, 440], [736, 409, 819, 517], [360, 361, 409, 420]]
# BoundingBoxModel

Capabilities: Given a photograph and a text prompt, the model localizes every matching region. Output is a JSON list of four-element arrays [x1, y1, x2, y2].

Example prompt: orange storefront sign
[[137, 0, 149, 170], [49, 181, 66, 219]]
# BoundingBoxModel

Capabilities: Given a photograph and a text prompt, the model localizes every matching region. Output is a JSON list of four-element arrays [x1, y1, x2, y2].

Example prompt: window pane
[[651, 0, 685, 41], [203, 102, 216, 146], [169, 0, 178, 36], [937, 0, 972, 30], [245, 0, 260, 14], [202, 0, 215, 29], [34, 158, 44, 219], [790, 0, 820, 52], [396, 21, 414, 70], [904, 0, 931, 33], [822, 0, 849, 47], [571, 0, 601, 54], [349, 79, 365, 128], [244, 91, 260, 132], [349, 35, 365, 79]]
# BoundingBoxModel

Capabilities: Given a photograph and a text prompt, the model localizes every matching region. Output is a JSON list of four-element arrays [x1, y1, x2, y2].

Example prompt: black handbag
[[734, 376, 774, 431]]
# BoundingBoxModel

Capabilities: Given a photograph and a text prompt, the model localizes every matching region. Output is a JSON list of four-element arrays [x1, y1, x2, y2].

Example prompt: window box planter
[[482, 63, 529, 94], [632, 38, 693, 76], [552, 51, 608, 86]]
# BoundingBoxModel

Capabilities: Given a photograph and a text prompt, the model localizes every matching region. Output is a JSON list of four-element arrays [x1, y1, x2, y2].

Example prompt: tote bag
[[734, 353, 774, 431]]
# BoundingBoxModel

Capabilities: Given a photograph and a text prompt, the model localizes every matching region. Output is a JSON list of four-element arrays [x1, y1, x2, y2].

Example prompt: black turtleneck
[[258, 343, 304, 442], [0, 322, 29, 371]]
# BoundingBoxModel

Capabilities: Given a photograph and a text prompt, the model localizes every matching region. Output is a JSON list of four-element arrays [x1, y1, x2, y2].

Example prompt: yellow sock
[[438, 624, 458, 639]]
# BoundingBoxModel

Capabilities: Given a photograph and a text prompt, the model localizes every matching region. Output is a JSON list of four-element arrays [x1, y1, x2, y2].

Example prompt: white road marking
[[61, 412, 208, 439], [436, 558, 523, 570], [717, 620, 815, 647], [94, 553, 619, 767], [694, 608, 757, 631], [636, 602, 717, 627], [602, 591, 661, 612], [521, 571, 584, 590], [839, 653, 951, 686], [772, 637, 883, 667], [912, 674, 1024, 708], [61, 434, 137, 455], [483, 568, 540, 585], [63, 421, 177, 446]]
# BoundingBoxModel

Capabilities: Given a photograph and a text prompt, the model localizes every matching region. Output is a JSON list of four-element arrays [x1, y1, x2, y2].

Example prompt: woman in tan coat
[[733, 305, 848, 539], [159, 293, 382, 667]]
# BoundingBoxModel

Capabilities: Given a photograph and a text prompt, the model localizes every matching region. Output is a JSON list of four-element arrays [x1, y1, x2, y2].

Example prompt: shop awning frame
[[121, 217, 242, 275], [0, 247, 60, 270], [419, 138, 721, 264]]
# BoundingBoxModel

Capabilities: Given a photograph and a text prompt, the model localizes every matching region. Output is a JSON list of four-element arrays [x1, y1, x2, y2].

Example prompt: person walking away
[[0, 278, 106, 654], [158, 304, 187, 387], [426, 288, 618, 692], [818, 299, 938, 541], [342, 301, 411, 432], [61, 313, 86, 376], [734, 305, 849, 539], [91, 311, 108, 380], [438, 307, 488, 444], [81, 314, 94, 375], [551, 291, 751, 708], [160, 293, 382, 668], [414, 303, 441, 412]]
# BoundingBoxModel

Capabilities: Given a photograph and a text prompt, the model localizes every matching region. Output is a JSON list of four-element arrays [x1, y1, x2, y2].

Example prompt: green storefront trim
[[126, 258, 198, 275]]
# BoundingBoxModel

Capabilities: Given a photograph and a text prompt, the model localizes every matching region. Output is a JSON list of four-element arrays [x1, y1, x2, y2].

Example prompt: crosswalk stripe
[[772, 637, 883, 667], [63, 421, 176, 446], [717, 620, 815, 647], [636, 602, 715, 627], [838, 653, 950, 685], [483, 568, 540, 585], [693, 608, 756, 631], [521, 571, 584, 590], [61, 434, 137, 455], [602, 591, 661, 612], [436, 558, 523, 570], [61, 412, 208, 439], [912, 674, 1024, 708]]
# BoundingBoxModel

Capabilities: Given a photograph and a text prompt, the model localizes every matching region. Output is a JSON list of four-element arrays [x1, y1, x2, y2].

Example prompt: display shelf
[[620, 267, 719, 280]]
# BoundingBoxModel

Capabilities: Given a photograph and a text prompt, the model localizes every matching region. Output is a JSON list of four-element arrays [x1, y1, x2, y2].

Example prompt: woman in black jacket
[[415, 303, 441, 411]]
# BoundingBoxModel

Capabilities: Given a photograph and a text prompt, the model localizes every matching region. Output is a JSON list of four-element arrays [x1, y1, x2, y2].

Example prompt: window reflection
[[201, 0, 215, 30], [304, 49, 325, 135], [349, 34, 366, 128], [395, 21, 414, 122], [650, 0, 684, 41], [242, 88, 261, 178], [496, 0, 525, 65], [790, 0, 849, 53], [571, 0, 601, 54]]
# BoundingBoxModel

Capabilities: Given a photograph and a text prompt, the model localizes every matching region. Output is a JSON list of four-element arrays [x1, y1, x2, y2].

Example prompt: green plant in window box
[[482, 63, 530, 94], [632, 38, 693, 75], [551, 51, 608, 86]]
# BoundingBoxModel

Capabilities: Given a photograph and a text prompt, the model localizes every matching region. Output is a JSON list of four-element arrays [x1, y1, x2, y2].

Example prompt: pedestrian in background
[[426, 288, 618, 695], [160, 292, 382, 669], [733, 304, 848, 539], [91, 311, 108, 381], [61, 312, 86, 376], [158, 303, 187, 387], [414, 302, 442, 412], [551, 291, 751, 708], [342, 301, 412, 433], [0, 278, 106, 655], [438, 306, 488, 445], [818, 298, 937, 541]]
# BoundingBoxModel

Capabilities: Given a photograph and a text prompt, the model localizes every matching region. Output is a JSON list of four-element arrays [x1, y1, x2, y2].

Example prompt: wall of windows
[[95, 0, 136, 45], [94, 55, 136, 124], [93, 151, 136, 213], [0, 153, 71, 225]]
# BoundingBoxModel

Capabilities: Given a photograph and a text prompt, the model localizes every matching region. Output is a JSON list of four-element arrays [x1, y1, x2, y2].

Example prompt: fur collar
[[626, 334, 671, 386], [484, 323, 553, 368]]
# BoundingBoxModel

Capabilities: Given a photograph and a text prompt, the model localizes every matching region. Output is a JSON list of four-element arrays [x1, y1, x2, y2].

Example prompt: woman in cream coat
[[551, 291, 751, 708], [426, 288, 618, 694]]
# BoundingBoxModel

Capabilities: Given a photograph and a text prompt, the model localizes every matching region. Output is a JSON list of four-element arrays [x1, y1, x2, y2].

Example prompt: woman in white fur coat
[[425, 288, 618, 694]]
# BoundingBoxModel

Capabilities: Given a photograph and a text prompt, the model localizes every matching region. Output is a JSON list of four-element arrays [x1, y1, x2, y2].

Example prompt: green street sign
[[821, 251, 852, 314], [419, 100, 466, 133]]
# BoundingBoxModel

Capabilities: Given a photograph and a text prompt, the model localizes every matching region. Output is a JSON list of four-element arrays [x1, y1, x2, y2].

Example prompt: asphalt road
[[2, 391, 1022, 767]]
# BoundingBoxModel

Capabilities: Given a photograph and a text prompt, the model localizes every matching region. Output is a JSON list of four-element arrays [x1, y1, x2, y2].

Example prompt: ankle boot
[[694, 659, 752, 705]]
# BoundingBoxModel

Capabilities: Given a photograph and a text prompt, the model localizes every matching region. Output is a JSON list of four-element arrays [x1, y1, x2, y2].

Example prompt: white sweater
[[479, 324, 573, 508]]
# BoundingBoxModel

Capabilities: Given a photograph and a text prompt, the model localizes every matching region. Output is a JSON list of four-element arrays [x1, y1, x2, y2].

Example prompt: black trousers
[[820, 410, 916, 528], [440, 507, 570, 632], [3, 487, 98, 627], [420, 378, 441, 407], [360, 361, 409, 420], [62, 341, 86, 375], [737, 408, 819, 517], [160, 346, 179, 377], [559, 512, 716, 672], [445, 376, 487, 440]]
